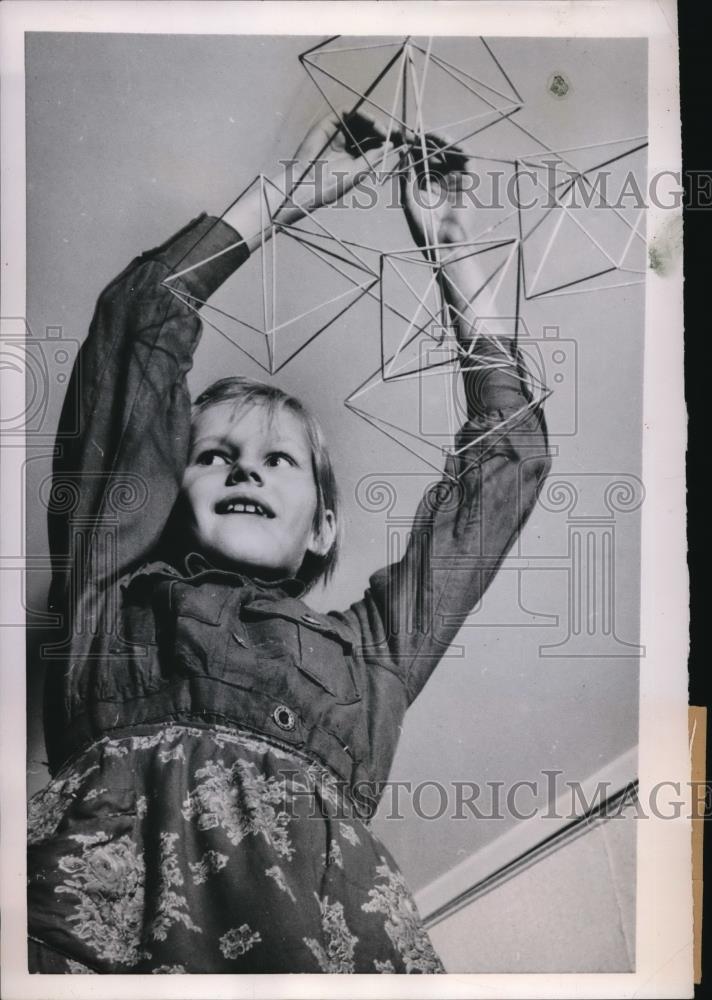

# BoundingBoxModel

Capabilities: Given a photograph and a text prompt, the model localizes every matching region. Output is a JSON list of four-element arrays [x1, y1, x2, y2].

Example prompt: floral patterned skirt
[[27, 722, 444, 974]]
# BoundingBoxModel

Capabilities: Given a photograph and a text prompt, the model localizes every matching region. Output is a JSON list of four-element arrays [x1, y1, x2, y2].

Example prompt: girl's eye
[[266, 452, 295, 468], [196, 450, 230, 467]]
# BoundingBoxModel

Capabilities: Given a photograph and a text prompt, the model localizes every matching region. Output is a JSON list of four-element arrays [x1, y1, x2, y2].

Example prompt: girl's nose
[[226, 458, 263, 486]]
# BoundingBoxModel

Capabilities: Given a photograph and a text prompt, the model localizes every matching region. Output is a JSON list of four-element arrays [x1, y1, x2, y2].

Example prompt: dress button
[[272, 704, 296, 732]]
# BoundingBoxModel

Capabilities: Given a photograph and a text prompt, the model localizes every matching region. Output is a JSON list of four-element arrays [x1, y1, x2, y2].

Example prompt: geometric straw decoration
[[346, 239, 550, 479], [517, 138, 648, 298], [162, 176, 378, 374], [160, 35, 647, 472], [380, 238, 521, 381], [345, 328, 550, 480], [299, 35, 524, 180]]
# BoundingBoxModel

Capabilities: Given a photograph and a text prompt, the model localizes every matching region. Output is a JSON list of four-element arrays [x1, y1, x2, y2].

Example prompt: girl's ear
[[309, 509, 336, 557]]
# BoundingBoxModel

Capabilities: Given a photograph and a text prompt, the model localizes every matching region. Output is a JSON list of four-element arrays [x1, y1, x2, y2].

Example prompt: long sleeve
[[43, 215, 249, 773], [47, 215, 248, 615], [340, 336, 551, 706]]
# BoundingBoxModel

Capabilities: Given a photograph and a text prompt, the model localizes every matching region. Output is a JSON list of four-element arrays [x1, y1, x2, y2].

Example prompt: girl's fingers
[[360, 138, 396, 169], [338, 107, 388, 134], [340, 109, 392, 157], [352, 109, 389, 142]]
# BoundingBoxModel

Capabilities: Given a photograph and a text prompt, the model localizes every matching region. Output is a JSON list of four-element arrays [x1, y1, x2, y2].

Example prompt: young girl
[[27, 113, 550, 974]]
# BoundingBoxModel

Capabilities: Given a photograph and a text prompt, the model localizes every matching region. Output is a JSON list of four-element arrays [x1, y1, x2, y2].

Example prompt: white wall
[[428, 801, 637, 973]]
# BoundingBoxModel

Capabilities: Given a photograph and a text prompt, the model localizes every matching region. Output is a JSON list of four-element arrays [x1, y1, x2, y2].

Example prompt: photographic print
[[0, 2, 690, 997]]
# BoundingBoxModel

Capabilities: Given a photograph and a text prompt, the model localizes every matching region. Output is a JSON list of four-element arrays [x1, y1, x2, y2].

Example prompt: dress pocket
[[238, 605, 362, 705], [296, 624, 361, 705], [168, 581, 232, 675]]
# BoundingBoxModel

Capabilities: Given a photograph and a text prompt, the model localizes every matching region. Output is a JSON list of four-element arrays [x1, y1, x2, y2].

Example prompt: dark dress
[[29, 723, 444, 973], [27, 214, 550, 973]]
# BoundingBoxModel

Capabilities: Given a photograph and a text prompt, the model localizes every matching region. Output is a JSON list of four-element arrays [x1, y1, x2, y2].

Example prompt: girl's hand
[[222, 110, 392, 252], [398, 138, 506, 349], [289, 110, 394, 209], [400, 135, 471, 253]]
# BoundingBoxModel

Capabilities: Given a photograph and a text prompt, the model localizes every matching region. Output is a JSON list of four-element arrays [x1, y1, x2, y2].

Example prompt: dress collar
[[180, 551, 307, 598]]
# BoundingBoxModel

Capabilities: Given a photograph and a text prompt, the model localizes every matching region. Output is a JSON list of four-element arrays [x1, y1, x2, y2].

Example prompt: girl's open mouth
[[215, 496, 275, 518]]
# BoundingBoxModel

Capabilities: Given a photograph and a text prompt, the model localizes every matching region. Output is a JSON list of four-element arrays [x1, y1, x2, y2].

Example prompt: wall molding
[[415, 745, 638, 927]]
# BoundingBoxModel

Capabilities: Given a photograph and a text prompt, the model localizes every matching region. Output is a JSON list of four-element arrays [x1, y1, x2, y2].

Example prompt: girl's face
[[182, 401, 335, 579]]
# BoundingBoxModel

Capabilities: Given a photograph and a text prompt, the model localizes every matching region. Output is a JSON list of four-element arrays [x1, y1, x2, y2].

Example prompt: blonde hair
[[192, 377, 340, 588]]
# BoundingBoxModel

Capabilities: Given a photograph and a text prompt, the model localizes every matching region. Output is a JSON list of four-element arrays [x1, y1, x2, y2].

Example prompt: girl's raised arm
[[47, 216, 250, 605], [340, 153, 551, 707], [43, 212, 249, 768]]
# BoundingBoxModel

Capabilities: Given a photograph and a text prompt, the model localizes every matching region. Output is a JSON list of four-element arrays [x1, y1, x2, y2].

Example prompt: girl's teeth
[[225, 501, 263, 515]]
